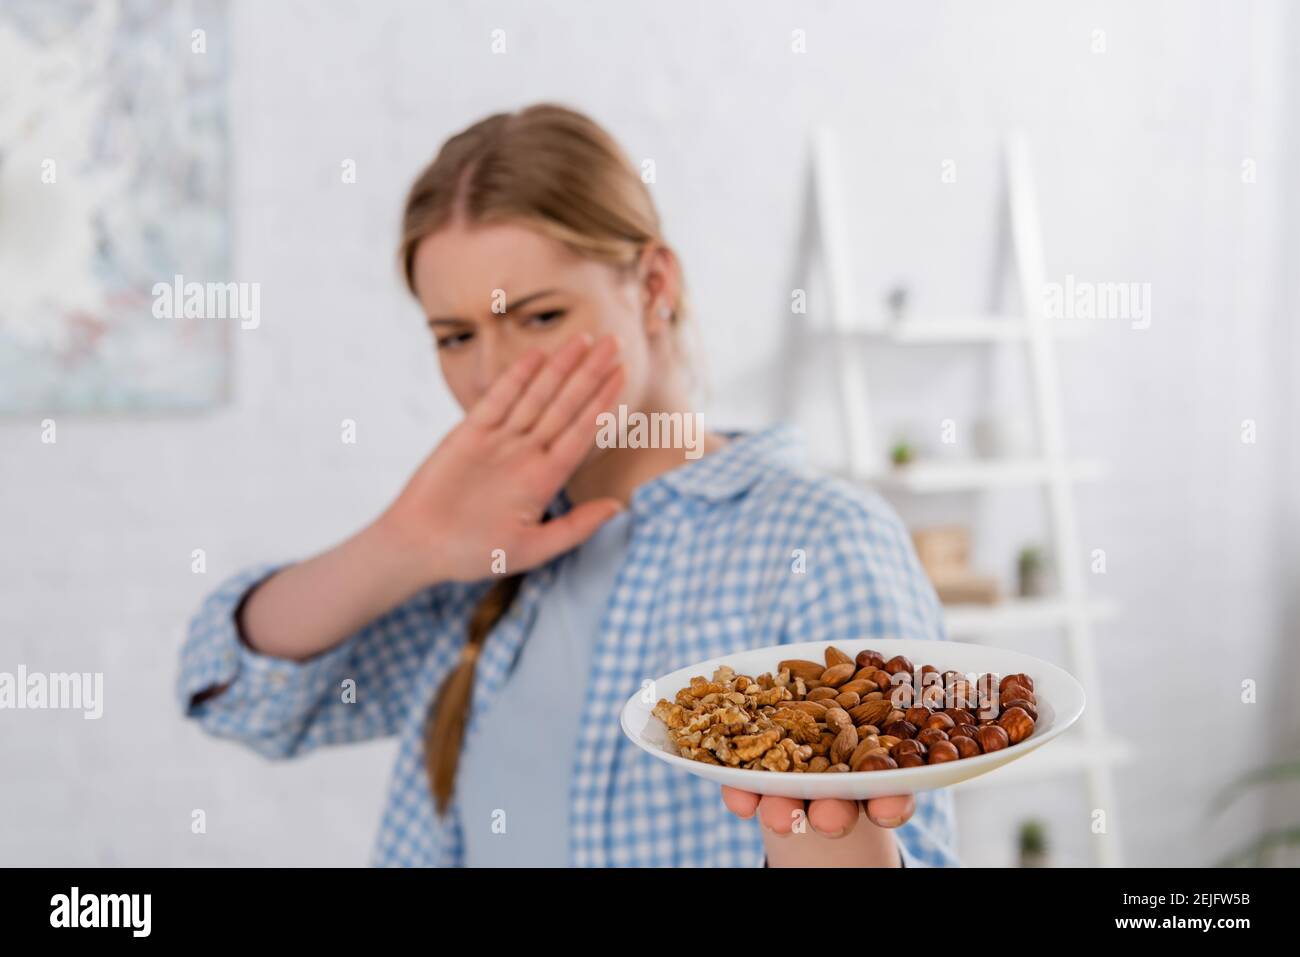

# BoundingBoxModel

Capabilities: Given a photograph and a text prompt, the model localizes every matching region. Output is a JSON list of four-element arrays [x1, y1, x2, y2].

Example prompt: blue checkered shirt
[[177, 422, 960, 867]]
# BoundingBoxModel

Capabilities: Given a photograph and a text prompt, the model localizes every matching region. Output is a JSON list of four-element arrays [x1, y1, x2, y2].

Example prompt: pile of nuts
[[652, 645, 1038, 773]]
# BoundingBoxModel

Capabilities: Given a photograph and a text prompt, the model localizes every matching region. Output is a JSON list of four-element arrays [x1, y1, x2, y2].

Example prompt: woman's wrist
[[358, 512, 448, 606]]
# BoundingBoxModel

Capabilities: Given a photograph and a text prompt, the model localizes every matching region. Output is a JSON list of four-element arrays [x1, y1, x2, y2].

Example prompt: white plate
[[620, 638, 1085, 800]]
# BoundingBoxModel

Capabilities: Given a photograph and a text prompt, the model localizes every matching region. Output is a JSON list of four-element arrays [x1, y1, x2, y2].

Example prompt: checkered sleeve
[[778, 484, 961, 867], [177, 562, 449, 760]]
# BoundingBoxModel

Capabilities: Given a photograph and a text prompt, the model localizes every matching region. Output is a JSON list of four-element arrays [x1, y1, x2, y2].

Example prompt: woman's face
[[411, 220, 674, 416]]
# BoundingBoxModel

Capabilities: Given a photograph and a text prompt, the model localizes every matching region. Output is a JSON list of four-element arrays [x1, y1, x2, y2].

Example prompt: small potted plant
[[1017, 546, 1049, 598], [1018, 818, 1050, 867], [890, 439, 915, 468]]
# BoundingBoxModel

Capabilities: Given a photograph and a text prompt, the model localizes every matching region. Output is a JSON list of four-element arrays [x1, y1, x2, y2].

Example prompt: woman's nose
[[475, 330, 521, 395]]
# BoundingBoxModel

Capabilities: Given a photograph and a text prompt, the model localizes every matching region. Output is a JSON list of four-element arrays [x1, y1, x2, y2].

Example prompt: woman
[[178, 103, 959, 868]]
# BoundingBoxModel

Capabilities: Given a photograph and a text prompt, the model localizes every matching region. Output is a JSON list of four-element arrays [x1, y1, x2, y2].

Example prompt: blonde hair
[[398, 103, 693, 816]]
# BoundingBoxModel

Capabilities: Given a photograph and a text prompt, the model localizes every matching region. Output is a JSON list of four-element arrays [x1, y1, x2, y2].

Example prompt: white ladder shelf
[[783, 128, 1130, 868]]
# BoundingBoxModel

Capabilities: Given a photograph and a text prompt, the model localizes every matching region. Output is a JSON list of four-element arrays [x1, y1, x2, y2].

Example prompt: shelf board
[[819, 316, 1097, 343], [866, 459, 1105, 493], [943, 597, 1119, 636], [952, 737, 1134, 791]]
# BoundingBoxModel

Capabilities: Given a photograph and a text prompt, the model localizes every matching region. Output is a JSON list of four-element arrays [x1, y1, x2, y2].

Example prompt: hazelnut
[[904, 706, 933, 726], [896, 752, 926, 768], [884, 655, 914, 676], [853, 752, 898, 773], [893, 738, 926, 757], [882, 720, 917, 740], [890, 683, 916, 709], [947, 682, 977, 710], [921, 664, 939, 677], [951, 723, 981, 741], [928, 740, 960, 764], [917, 727, 950, 747], [919, 683, 946, 709], [977, 724, 1010, 753], [1001, 682, 1036, 706], [855, 649, 885, 670], [870, 670, 894, 690], [925, 712, 956, 732], [1002, 698, 1038, 722], [952, 736, 981, 759], [997, 706, 1035, 744], [943, 708, 975, 726], [1000, 672, 1035, 695]]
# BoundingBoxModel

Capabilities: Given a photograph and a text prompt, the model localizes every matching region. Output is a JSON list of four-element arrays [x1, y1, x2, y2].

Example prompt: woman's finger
[[519, 497, 625, 567], [720, 785, 760, 820], [806, 798, 863, 837], [530, 335, 622, 447], [756, 795, 805, 836], [466, 346, 547, 429], [501, 333, 594, 436], [545, 364, 625, 471], [863, 793, 915, 829]]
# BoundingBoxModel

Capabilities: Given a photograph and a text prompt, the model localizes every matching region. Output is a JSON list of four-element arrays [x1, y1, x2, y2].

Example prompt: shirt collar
[[543, 421, 807, 520]]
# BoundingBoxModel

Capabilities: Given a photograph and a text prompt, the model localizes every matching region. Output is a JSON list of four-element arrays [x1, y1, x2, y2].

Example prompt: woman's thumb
[[530, 498, 625, 561]]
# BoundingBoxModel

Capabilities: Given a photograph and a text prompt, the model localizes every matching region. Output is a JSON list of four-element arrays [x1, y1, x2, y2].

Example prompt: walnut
[[689, 676, 726, 698], [711, 707, 748, 733], [770, 707, 821, 745], [761, 747, 791, 772], [652, 700, 688, 729], [732, 728, 782, 761]]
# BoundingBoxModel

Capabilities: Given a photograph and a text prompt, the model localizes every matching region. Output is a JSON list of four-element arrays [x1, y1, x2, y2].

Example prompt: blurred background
[[2, 0, 1297, 867]]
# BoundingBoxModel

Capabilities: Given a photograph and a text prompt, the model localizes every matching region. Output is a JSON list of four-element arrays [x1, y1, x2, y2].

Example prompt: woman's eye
[[524, 310, 565, 328], [435, 331, 473, 351]]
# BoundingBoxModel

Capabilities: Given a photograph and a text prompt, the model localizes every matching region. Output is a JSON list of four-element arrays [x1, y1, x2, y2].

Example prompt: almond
[[824, 645, 853, 668], [820, 662, 856, 687], [831, 725, 859, 765], [837, 678, 875, 696], [779, 659, 826, 683], [848, 699, 893, 727], [787, 700, 829, 718], [823, 706, 852, 733]]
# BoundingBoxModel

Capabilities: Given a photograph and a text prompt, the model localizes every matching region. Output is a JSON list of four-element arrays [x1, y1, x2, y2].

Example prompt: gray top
[[457, 508, 634, 866]]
